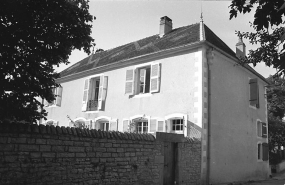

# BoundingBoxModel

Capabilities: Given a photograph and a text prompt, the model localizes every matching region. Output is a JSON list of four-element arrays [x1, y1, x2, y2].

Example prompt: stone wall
[[0, 122, 201, 185]]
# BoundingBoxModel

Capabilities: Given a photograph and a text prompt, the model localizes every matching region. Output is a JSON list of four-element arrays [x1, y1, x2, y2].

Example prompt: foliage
[[0, 0, 95, 123], [266, 76, 285, 164], [267, 76, 285, 118], [268, 114, 285, 164], [229, 0, 285, 76]]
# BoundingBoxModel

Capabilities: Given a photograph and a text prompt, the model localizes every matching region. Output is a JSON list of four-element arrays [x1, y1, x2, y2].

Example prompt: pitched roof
[[59, 22, 263, 83], [60, 22, 204, 78]]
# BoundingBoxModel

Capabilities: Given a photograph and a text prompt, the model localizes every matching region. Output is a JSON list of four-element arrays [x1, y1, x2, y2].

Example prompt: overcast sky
[[55, 0, 276, 78]]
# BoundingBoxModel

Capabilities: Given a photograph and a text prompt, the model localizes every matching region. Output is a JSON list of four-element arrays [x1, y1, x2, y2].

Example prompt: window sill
[[249, 105, 258, 110], [46, 105, 60, 108], [133, 93, 152, 98], [84, 111, 99, 113]]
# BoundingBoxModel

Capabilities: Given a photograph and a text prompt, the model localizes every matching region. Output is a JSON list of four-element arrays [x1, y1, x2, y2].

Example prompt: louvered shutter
[[249, 78, 259, 108], [43, 99, 49, 107], [183, 115, 188, 137], [56, 86, 63, 106], [262, 122, 267, 138], [82, 79, 90, 111], [262, 143, 269, 161], [157, 120, 165, 132], [125, 69, 135, 95], [98, 75, 104, 110], [85, 120, 92, 129], [123, 120, 129, 132], [95, 120, 101, 130], [149, 119, 156, 133], [110, 119, 118, 131], [150, 63, 161, 93], [130, 121, 137, 133], [165, 119, 170, 133]]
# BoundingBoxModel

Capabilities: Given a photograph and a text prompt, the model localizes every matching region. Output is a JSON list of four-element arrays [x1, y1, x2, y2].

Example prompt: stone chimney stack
[[236, 36, 246, 58], [159, 16, 172, 37]]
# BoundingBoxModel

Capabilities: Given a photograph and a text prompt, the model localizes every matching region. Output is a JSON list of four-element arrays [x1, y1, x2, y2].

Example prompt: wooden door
[[163, 142, 177, 185]]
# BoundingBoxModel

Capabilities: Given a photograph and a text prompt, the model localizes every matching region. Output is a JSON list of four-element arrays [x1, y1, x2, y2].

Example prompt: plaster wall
[[208, 51, 269, 184], [45, 49, 202, 132]]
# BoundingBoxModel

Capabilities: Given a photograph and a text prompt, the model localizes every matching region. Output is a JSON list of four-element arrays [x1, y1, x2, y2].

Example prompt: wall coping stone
[[0, 122, 156, 142]]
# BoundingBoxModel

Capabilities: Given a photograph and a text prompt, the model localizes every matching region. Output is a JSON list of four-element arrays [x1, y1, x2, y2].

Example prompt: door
[[163, 142, 178, 185]]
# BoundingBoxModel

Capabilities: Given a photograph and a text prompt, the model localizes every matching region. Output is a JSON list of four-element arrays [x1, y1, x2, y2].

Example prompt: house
[[43, 16, 270, 184]]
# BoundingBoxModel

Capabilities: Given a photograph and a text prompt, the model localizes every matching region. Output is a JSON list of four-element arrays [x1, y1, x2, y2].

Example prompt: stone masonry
[[0, 122, 201, 185]]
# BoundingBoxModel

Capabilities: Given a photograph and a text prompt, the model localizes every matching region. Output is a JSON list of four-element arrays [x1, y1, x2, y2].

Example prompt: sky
[[55, 0, 277, 78]]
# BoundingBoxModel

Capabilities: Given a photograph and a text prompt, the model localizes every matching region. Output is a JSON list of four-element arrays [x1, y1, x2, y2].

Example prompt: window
[[125, 63, 161, 95], [139, 66, 151, 94], [46, 86, 63, 107], [258, 143, 269, 161], [45, 120, 58, 126], [257, 121, 267, 138], [82, 75, 108, 112], [165, 114, 187, 136], [172, 119, 184, 131], [100, 122, 109, 131], [94, 117, 118, 131], [137, 121, 148, 133], [127, 117, 149, 133], [249, 78, 259, 108]]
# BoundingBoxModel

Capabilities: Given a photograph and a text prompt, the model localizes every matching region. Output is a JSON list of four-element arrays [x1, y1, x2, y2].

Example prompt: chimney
[[159, 16, 172, 37], [236, 36, 246, 58]]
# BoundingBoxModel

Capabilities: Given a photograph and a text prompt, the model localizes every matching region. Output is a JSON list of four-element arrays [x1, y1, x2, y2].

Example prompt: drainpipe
[[206, 47, 213, 184]]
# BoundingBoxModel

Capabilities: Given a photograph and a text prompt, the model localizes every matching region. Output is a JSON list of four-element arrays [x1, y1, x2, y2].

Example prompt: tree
[[266, 76, 285, 164], [229, 0, 285, 76], [267, 76, 285, 118], [0, 0, 95, 123]]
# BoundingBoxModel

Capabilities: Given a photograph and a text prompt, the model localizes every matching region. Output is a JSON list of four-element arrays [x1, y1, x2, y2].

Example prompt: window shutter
[[125, 69, 135, 95], [82, 79, 90, 111], [95, 120, 101, 130], [123, 120, 129, 132], [257, 121, 262, 137], [110, 119, 118, 131], [149, 119, 157, 133], [262, 143, 269, 161], [157, 120, 165, 132], [262, 122, 267, 138], [98, 75, 104, 110], [56, 86, 63, 106], [249, 78, 259, 108], [165, 119, 170, 133], [85, 120, 92, 129], [44, 99, 49, 107], [150, 63, 161, 93], [183, 115, 188, 137]]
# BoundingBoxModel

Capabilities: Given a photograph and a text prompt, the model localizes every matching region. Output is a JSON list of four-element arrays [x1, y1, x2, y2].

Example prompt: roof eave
[[204, 40, 269, 85], [56, 40, 205, 83]]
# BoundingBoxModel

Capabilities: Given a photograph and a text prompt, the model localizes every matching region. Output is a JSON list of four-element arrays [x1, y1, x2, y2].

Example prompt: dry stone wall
[[0, 122, 201, 185]]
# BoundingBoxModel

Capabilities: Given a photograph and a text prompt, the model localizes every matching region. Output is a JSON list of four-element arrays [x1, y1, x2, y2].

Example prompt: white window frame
[[165, 113, 187, 137], [82, 74, 105, 112], [130, 115, 151, 133], [125, 61, 161, 97], [47, 86, 63, 107], [70, 117, 91, 129], [45, 119, 58, 126], [94, 116, 111, 131]]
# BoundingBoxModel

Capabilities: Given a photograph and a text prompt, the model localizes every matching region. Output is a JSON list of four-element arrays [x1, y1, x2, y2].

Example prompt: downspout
[[206, 47, 213, 184]]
